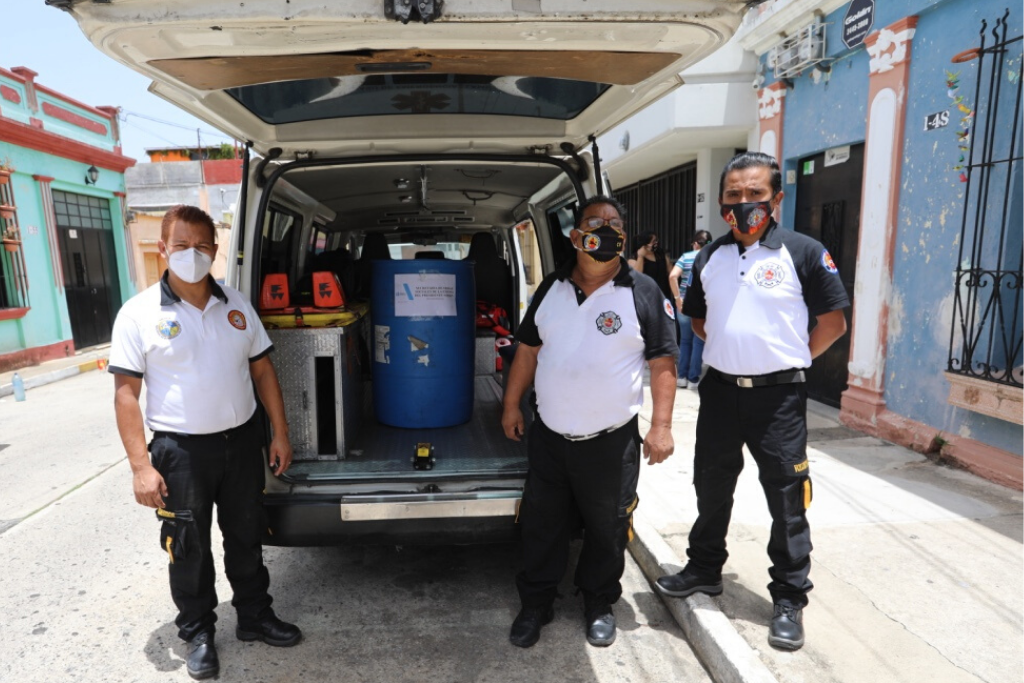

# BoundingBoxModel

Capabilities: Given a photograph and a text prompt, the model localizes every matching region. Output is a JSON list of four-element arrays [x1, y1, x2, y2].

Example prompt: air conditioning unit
[[770, 22, 827, 79]]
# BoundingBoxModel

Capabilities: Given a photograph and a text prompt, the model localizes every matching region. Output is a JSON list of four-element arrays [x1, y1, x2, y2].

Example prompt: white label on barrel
[[394, 273, 457, 317], [375, 325, 390, 364]]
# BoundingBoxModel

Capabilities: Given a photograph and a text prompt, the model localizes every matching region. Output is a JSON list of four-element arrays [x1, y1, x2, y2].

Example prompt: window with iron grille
[[614, 162, 696, 260], [0, 174, 29, 312], [946, 10, 1023, 390]]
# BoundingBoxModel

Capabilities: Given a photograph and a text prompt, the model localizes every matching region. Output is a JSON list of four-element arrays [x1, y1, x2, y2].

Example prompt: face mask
[[576, 225, 625, 263], [720, 200, 774, 235], [167, 247, 213, 284]]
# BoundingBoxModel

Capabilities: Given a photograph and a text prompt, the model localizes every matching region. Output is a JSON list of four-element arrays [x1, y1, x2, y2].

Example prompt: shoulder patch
[[663, 298, 676, 320], [821, 249, 839, 274]]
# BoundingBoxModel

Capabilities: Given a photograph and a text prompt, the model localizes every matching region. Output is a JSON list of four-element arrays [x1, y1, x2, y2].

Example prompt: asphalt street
[[0, 371, 712, 683]]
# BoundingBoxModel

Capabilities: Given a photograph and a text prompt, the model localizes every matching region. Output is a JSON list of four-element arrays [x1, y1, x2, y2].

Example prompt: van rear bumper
[[263, 493, 521, 546]]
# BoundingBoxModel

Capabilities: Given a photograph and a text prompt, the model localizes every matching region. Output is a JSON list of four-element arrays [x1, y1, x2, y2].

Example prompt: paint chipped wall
[[886, 0, 1022, 455], [769, 0, 1022, 455]]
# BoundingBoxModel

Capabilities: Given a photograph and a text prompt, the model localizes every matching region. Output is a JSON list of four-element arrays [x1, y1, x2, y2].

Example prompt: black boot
[[509, 605, 554, 648], [654, 568, 723, 598], [236, 614, 302, 647], [186, 631, 219, 680], [768, 604, 804, 651], [584, 600, 616, 647]]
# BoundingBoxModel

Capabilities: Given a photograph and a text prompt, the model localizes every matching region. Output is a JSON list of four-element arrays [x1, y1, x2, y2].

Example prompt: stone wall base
[[841, 386, 1022, 490], [0, 340, 75, 373]]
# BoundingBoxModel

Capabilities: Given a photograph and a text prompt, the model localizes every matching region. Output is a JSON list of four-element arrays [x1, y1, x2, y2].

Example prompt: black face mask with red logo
[[720, 199, 774, 234], [576, 225, 625, 263]]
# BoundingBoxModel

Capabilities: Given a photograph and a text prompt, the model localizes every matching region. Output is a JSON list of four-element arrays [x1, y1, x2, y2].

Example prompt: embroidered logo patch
[[754, 262, 786, 288], [582, 233, 602, 251], [793, 459, 809, 473], [596, 311, 622, 335], [156, 319, 181, 339], [228, 310, 247, 330], [663, 298, 676, 319], [747, 206, 769, 231], [822, 249, 839, 274]]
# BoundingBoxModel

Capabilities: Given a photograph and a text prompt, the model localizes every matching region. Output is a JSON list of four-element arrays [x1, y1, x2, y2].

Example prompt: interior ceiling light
[[394, 178, 410, 189], [399, 195, 413, 203], [457, 168, 499, 180]]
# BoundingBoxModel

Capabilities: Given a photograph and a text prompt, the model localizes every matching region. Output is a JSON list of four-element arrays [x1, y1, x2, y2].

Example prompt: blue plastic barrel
[[371, 259, 476, 428]]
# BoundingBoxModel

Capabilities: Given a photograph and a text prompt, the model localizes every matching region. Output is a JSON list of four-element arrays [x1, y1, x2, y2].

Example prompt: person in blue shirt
[[670, 230, 712, 388]]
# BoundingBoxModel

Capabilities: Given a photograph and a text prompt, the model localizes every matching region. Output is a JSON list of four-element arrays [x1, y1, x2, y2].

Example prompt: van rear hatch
[[58, 0, 746, 156]]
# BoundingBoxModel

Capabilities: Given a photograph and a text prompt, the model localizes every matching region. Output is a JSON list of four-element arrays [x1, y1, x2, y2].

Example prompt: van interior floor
[[285, 375, 528, 482]]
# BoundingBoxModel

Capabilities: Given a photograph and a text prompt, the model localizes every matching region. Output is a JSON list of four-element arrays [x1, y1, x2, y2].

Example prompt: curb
[[0, 357, 108, 398], [629, 514, 779, 683]]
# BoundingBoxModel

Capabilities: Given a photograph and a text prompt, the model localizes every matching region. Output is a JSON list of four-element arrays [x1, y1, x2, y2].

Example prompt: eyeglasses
[[578, 216, 624, 231]]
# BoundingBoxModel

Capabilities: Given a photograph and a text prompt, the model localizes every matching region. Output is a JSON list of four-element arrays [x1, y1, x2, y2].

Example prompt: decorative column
[[840, 16, 918, 430], [757, 80, 787, 224], [757, 80, 787, 162], [32, 174, 63, 292], [113, 190, 138, 287]]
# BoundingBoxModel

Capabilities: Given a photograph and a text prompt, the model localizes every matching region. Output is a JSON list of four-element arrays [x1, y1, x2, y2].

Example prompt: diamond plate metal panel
[[269, 325, 363, 461], [290, 376, 528, 480]]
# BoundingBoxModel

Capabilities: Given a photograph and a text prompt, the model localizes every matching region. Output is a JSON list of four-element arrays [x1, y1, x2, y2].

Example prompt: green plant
[[208, 143, 238, 160]]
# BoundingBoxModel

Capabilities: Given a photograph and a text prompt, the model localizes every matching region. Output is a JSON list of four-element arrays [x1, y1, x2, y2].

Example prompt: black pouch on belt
[[155, 508, 197, 564]]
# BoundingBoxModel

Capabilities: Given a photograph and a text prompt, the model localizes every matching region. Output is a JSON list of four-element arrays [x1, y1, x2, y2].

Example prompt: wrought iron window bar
[[947, 9, 1023, 388]]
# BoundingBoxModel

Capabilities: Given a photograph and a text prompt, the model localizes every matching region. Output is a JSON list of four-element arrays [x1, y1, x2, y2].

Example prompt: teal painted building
[[0, 65, 135, 372]]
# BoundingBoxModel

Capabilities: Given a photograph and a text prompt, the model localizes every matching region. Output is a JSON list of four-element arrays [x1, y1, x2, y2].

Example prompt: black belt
[[707, 367, 806, 388], [153, 410, 258, 440]]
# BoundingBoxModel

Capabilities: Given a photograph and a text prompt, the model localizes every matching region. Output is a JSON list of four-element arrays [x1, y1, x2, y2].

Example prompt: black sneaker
[[768, 604, 804, 651], [509, 605, 554, 648], [654, 569, 723, 598], [186, 631, 219, 680]]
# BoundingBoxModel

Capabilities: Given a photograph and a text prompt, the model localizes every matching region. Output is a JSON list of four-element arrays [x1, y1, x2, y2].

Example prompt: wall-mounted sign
[[697, 193, 705, 203], [824, 145, 851, 167], [802, 160, 815, 176], [786, 170, 797, 185], [842, 0, 875, 50], [925, 110, 951, 131]]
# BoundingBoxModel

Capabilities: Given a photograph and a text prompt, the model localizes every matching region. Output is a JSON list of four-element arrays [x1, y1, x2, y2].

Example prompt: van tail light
[[260, 274, 290, 310], [312, 271, 346, 308]]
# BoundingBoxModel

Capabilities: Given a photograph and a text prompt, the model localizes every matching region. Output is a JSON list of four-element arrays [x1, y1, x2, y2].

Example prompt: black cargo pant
[[686, 371, 813, 609], [149, 412, 274, 641], [516, 415, 641, 610]]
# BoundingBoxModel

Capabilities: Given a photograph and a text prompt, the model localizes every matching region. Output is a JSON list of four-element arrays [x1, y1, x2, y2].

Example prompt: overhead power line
[[120, 109, 234, 141]]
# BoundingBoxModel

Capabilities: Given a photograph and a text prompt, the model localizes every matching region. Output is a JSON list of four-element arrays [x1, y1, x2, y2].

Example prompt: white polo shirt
[[517, 257, 679, 436], [683, 222, 849, 376], [109, 274, 273, 434]]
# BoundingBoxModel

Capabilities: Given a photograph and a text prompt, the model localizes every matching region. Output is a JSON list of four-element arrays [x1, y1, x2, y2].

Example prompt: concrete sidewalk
[[633, 383, 1023, 683], [5, 350, 1021, 682], [0, 344, 110, 398]]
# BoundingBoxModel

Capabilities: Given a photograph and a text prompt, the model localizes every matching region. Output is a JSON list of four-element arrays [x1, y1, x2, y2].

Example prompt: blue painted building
[[740, 0, 1022, 486]]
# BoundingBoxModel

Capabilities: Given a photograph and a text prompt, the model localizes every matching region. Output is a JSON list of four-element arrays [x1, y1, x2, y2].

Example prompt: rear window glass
[[226, 74, 610, 124]]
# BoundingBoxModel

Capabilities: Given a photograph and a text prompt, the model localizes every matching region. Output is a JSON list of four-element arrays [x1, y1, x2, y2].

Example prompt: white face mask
[[167, 247, 213, 284]]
